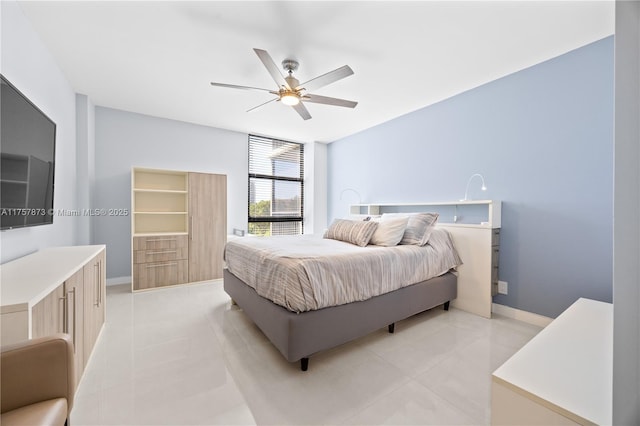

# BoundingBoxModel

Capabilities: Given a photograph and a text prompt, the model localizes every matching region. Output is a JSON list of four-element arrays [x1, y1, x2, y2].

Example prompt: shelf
[[132, 168, 190, 235], [133, 182, 187, 216], [133, 232, 189, 237], [437, 222, 494, 229], [350, 200, 501, 228], [133, 189, 187, 194], [133, 168, 187, 192], [134, 212, 188, 215], [133, 214, 188, 234], [351, 200, 496, 207]]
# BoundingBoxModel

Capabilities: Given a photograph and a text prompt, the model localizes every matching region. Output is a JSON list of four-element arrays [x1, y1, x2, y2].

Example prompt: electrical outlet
[[498, 280, 508, 295]]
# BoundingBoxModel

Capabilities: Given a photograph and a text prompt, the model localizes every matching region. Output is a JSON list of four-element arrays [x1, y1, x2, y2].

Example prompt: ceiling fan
[[210, 48, 357, 120]]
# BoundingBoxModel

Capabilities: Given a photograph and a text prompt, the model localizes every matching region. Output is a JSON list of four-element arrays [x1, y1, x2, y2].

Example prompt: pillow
[[369, 216, 409, 246], [381, 212, 439, 246], [324, 219, 378, 247]]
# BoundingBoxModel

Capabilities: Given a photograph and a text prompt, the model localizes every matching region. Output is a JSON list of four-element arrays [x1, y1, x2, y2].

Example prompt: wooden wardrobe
[[131, 167, 227, 291]]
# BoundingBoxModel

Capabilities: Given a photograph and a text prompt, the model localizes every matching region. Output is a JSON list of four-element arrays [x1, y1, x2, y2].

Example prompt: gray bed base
[[223, 269, 457, 371]]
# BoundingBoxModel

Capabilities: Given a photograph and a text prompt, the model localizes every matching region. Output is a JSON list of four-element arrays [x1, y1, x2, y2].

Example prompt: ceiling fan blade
[[254, 48, 290, 89], [210, 82, 276, 94], [303, 94, 358, 109], [297, 65, 354, 92], [292, 102, 311, 120], [246, 98, 278, 113]]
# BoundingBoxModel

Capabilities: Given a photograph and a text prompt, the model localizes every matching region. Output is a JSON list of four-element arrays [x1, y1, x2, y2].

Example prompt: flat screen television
[[1, 75, 56, 230]]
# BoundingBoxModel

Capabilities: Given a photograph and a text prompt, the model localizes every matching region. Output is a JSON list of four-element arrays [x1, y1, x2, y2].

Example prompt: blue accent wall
[[328, 36, 614, 318]]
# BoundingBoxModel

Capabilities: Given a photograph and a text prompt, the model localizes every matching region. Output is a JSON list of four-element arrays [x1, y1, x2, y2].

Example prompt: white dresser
[[1, 245, 106, 386], [491, 298, 612, 425]]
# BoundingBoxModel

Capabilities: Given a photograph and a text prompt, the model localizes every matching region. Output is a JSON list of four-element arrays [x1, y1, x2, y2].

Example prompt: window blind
[[248, 135, 304, 236]]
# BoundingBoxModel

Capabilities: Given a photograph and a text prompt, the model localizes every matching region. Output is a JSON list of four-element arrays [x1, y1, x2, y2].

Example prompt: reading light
[[462, 173, 487, 201], [281, 92, 300, 106]]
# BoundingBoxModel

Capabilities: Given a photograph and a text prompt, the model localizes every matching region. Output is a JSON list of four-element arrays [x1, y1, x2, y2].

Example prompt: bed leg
[[388, 323, 395, 334], [444, 301, 450, 311], [301, 357, 309, 371]]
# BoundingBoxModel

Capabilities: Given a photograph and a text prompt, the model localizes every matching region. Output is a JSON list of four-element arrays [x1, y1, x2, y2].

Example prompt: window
[[248, 135, 304, 236]]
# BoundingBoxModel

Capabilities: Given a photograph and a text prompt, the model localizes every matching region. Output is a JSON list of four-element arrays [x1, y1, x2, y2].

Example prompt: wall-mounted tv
[[1, 75, 56, 230]]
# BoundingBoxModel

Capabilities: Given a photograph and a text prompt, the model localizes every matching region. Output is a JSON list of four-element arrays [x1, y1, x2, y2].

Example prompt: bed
[[223, 221, 462, 371]]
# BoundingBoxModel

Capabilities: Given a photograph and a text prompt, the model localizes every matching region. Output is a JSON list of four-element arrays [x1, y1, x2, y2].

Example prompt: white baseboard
[[492, 303, 553, 328], [106, 276, 131, 286]]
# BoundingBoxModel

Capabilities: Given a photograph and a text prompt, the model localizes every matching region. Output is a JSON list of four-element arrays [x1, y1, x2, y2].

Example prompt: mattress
[[224, 228, 462, 313]]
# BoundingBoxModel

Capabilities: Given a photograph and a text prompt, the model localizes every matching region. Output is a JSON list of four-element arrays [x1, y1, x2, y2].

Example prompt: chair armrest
[[1, 334, 75, 416]]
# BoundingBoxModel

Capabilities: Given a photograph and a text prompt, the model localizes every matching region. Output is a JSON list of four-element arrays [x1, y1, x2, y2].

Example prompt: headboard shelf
[[349, 200, 502, 318], [349, 200, 501, 228]]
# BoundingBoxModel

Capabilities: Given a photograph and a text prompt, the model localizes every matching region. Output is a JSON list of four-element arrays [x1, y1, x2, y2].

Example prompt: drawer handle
[[146, 238, 177, 243], [98, 260, 103, 307], [94, 264, 100, 307], [146, 250, 177, 255], [146, 262, 178, 268], [59, 295, 67, 333], [67, 288, 77, 353]]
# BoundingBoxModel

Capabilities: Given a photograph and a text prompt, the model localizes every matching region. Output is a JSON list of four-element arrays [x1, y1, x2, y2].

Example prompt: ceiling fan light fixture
[[210, 48, 357, 120], [281, 92, 300, 106]]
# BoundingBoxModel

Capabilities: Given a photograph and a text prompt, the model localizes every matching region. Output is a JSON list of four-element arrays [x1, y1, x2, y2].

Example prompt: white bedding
[[224, 228, 462, 313]]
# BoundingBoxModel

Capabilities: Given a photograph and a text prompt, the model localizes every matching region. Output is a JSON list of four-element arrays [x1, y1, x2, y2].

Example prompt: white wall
[[613, 0, 640, 423], [0, 1, 78, 262], [303, 142, 328, 235], [94, 107, 248, 280], [328, 37, 614, 319], [76, 94, 95, 245]]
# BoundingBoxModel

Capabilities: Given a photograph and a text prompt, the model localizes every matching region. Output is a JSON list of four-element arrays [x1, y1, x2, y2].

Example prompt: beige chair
[[1, 334, 75, 426]]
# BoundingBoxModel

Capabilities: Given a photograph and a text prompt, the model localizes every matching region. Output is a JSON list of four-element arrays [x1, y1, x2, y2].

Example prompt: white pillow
[[369, 216, 409, 246], [381, 212, 439, 246]]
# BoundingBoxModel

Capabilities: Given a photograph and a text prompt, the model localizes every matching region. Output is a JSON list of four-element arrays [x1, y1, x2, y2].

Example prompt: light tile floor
[[72, 281, 542, 425]]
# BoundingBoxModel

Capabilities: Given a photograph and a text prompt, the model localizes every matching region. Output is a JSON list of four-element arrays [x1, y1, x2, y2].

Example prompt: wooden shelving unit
[[131, 167, 227, 292], [132, 168, 188, 236]]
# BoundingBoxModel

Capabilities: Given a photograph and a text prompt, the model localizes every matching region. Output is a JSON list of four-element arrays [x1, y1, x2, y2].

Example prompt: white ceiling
[[18, 1, 614, 143]]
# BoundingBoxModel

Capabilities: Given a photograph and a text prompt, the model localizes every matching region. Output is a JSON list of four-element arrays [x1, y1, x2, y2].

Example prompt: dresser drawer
[[133, 235, 188, 251], [133, 260, 188, 290], [133, 247, 188, 264], [492, 228, 500, 247]]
